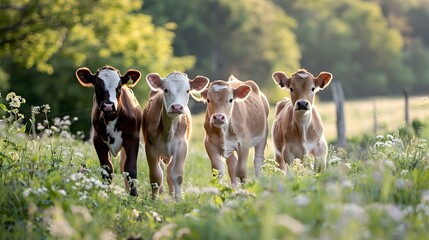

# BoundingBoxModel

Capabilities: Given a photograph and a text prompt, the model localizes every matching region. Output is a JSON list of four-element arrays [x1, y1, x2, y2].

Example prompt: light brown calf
[[194, 75, 269, 186], [142, 72, 209, 199], [272, 69, 333, 172]]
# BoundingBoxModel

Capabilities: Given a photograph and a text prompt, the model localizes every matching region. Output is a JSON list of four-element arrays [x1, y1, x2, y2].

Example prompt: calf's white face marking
[[98, 69, 121, 111], [162, 73, 191, 116]]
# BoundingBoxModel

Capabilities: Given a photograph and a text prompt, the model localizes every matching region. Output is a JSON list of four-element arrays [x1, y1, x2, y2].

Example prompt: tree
[[143, 0, 301, 102], [276, 0, 413, 98], [0, 0, 194, 133]]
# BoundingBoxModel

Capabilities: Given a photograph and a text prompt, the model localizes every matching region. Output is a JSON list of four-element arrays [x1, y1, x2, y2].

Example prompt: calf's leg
[[236, 146, 250, 184], [146, 144, 163, 199], [205, 139, 225, 179], [226, 154, 238, 187], [253, 134, 267, 177], [94, 136, 114, 184], [123, 138, 139, 196], [171, 143, 187, 200]]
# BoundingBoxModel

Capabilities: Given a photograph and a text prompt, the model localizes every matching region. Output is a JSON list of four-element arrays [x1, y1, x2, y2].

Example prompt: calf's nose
[[296, 100, 310, 111], [211, 113, 227, 125], [102, 102, 115, 112], [170, 104, 185, 114]]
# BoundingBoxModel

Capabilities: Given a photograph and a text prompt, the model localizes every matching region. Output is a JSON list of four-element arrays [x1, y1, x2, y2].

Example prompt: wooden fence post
[[373, 99, 378, 135], [332, 81, 347, 147], [403, 89, 409, 127]]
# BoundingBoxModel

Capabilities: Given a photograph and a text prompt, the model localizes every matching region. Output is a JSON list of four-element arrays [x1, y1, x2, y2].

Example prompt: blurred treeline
[[1, 0, 429, 132]]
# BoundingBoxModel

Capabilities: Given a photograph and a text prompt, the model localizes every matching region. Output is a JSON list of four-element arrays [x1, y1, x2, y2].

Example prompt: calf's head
[[272, 69, 332, 114], [146, 72, 209, 118], [196, 76, 251, 127], [76, 66, 141, 113]]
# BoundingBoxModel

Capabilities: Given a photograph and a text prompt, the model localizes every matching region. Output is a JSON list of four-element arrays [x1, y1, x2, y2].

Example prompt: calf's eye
[[164, 89, 168, 93], [207, 99, 210, 103], [186, 90, 190, 94], [311, 87, 315, 92], [290, 88, 294, 92], [229, 99, 233, 103]]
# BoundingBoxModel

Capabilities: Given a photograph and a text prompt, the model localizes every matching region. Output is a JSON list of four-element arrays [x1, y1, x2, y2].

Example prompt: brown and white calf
[[76, 66, 142, 196], [272, 69, 333, 172], [194, 75, 269, 186], [142, 72, 209, 199]]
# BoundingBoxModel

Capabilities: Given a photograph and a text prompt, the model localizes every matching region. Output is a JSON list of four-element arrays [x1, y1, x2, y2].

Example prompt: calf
[[142, 71, 209, 199], [194, 75, 269, 186], [272, 69, 333, 172], [76, 66, 142, 196]]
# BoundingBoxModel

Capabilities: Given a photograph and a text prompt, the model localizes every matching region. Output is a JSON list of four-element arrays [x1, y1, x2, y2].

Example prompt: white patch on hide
[[211, 84, 228, 92], [105, 118, 123, 157], [98, 69, 121, 109], [298, 73, 308, 78]]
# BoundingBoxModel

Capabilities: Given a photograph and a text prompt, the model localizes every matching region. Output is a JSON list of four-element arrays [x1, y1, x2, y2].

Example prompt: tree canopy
[[1, 0, 429, 132]]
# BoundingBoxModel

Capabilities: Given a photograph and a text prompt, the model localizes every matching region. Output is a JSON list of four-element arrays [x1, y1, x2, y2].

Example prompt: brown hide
[[272, 69, 332, 172], [142, 90, 192, 200], [201, 77, 269, 186]]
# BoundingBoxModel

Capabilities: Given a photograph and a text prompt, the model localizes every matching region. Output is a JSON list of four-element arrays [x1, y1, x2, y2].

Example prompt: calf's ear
[[146, 73, 163, 91], [190, 76, 210, 92], [191, 88, 208, 103], [76, 68, 96, 87], [122, 69, 141, 87], [315, 72, 333, 90], [233, 84, 252, 101], [272, 71, 291, 89]]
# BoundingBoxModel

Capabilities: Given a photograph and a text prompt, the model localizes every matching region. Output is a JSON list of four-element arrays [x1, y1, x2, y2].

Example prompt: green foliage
[[0, 0, 195, 133], [143, 0, 300, 91], [1, 91, 429, 239], [275, 0, 415, 97]]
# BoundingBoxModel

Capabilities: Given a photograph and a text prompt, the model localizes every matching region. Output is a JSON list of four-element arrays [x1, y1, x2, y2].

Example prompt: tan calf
[[142, 72, 209, 199], [272, 69, 333, 172], [194, 75, 269, 186]]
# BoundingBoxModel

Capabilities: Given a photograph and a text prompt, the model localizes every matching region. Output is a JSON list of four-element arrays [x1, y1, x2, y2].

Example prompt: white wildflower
[[32, 106, 41, 115], [294, 194, 310, 206], [23, 188, 32, 197], [58, 190, 67, 196], [201, 186, 220, 195], [186, 186, 201, 194], [400, 169, 409, 176], [37, 123, 45, 130], [74, 152, 84, 159], [131, 209, 140, 218], [345, 162, 352, 169], [98, 191, 109, 199], [42, 104, 50, 113], [329, 155, 341, 165]]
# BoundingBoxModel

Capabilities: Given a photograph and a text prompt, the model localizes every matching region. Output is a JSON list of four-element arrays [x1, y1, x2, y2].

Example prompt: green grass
[[1, 92, 429, 239]]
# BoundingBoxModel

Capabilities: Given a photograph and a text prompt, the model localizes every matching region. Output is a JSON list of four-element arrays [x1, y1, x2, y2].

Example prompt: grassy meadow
[[1, 91, 429, 240]]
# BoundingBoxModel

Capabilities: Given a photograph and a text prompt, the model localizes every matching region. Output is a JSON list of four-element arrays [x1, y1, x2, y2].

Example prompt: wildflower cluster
[[37, 115, 80, 138], [66, 173, 109, 201]]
